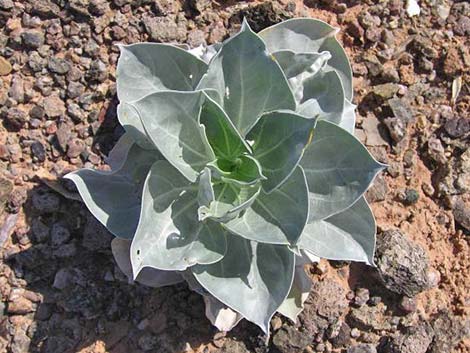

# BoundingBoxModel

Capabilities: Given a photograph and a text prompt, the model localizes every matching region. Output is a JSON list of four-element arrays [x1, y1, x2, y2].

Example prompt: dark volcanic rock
[[143, 16, 187, 42], [444, 117, 470, 139], [329, 321, 351, 347], [428, 312, 470, 353], [5, 108, 28, 130], [348, 302, 388, 331], [48, 57, 71, 75], [31, 141, 46, 162], [300, 278, 348, 336], [382, 323, 433, 353], [272, 325, 311, 353], [21, 30, 45, 49], [452, 197, 470, 231], [375, 229, 429, 296]]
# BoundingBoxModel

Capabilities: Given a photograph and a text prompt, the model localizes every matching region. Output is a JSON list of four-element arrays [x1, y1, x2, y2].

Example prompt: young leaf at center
[[247, 110, 316, 193]]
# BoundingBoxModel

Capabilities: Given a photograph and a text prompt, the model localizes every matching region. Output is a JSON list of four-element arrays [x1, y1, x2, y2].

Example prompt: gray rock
[[68, 0, 91, 17], [329, 321, 351, 347], [426, 137, 446, 165], [56, 124, 71, 151], [31, 140, 46, 162], [272, 325, 311, 353], [428, 311, 470, 353], [32, 0, 61, 17], [300, 278, 348, 336], [383, 324, 433, 353], [353, 288, 370, 307], [48, 57, 71, 74], [383, 117, 406, 143], [0, 0, 14, 10], [348, 302, 388, 331], [53, 268, 72, 290], [444, 118, 470, 139], [43, 95, 65, 118], [380, 67, 400, 83], [89, 0, 109, 15], [398, 188, 419, 206], [66, 138, 85, 158], [32, 191, 61, 213], [5, 108, 28, 130], [347, 343, 377, 353], [51, 223, 71, 246], [8, 76, 24, 103], [187, 29, 206, 47], [375, 229, 429, 296], [362, 115, 390, 147], [143, 16, 187, 43], [452, 197, 470, 231], [6, 188, 26, 214], [10, 331, 31, 353], [21, 30, 45, 49], [0, 177, 14, 210], [399, 296, 417, 314], [113, 0, 131, 6], [30, 105, 45, 119], [88, 59, 107, 82], [219, 341, 250, 353], [371, 83, 401, 100], [388, 98, 413, 124], [67, 102, 85, 122], [67, 81, 85, 99]]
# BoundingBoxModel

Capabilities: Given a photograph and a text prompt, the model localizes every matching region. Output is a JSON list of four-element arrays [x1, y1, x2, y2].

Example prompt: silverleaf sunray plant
[[66, 18, 386, 334]]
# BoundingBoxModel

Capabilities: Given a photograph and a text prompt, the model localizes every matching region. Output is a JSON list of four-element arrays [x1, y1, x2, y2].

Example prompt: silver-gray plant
[[66, 18, 385, 334]]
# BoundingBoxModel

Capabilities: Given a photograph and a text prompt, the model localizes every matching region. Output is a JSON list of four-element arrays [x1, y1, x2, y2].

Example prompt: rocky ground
[[0, 0, 469, 352]]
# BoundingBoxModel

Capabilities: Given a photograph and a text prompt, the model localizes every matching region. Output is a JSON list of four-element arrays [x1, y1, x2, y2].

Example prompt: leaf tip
[[241, 17, 252, 32]]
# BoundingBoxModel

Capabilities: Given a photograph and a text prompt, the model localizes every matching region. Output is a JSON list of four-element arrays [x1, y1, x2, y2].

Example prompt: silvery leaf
[[298, 197, 376, 265], [117, 43, 207, 103], [301, 120, 385, 221], [339, 99, 356, 134], [192, 235, 295, 334], [224, 166, 308, 245], [65, 137, 159, 239], [131, 160, 226, 275], [111, 238, 183, 287], [197, 19, 296, 137], [272, 50, 331, 102], [297, 70, 345, 125], [117, 102, 156, 150], [125, 91, 216, 182], [259, 18, 353, 100]]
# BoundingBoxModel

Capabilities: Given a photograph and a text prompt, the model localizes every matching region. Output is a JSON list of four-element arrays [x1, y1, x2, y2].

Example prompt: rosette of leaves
[[66, 18, 385, 334]]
